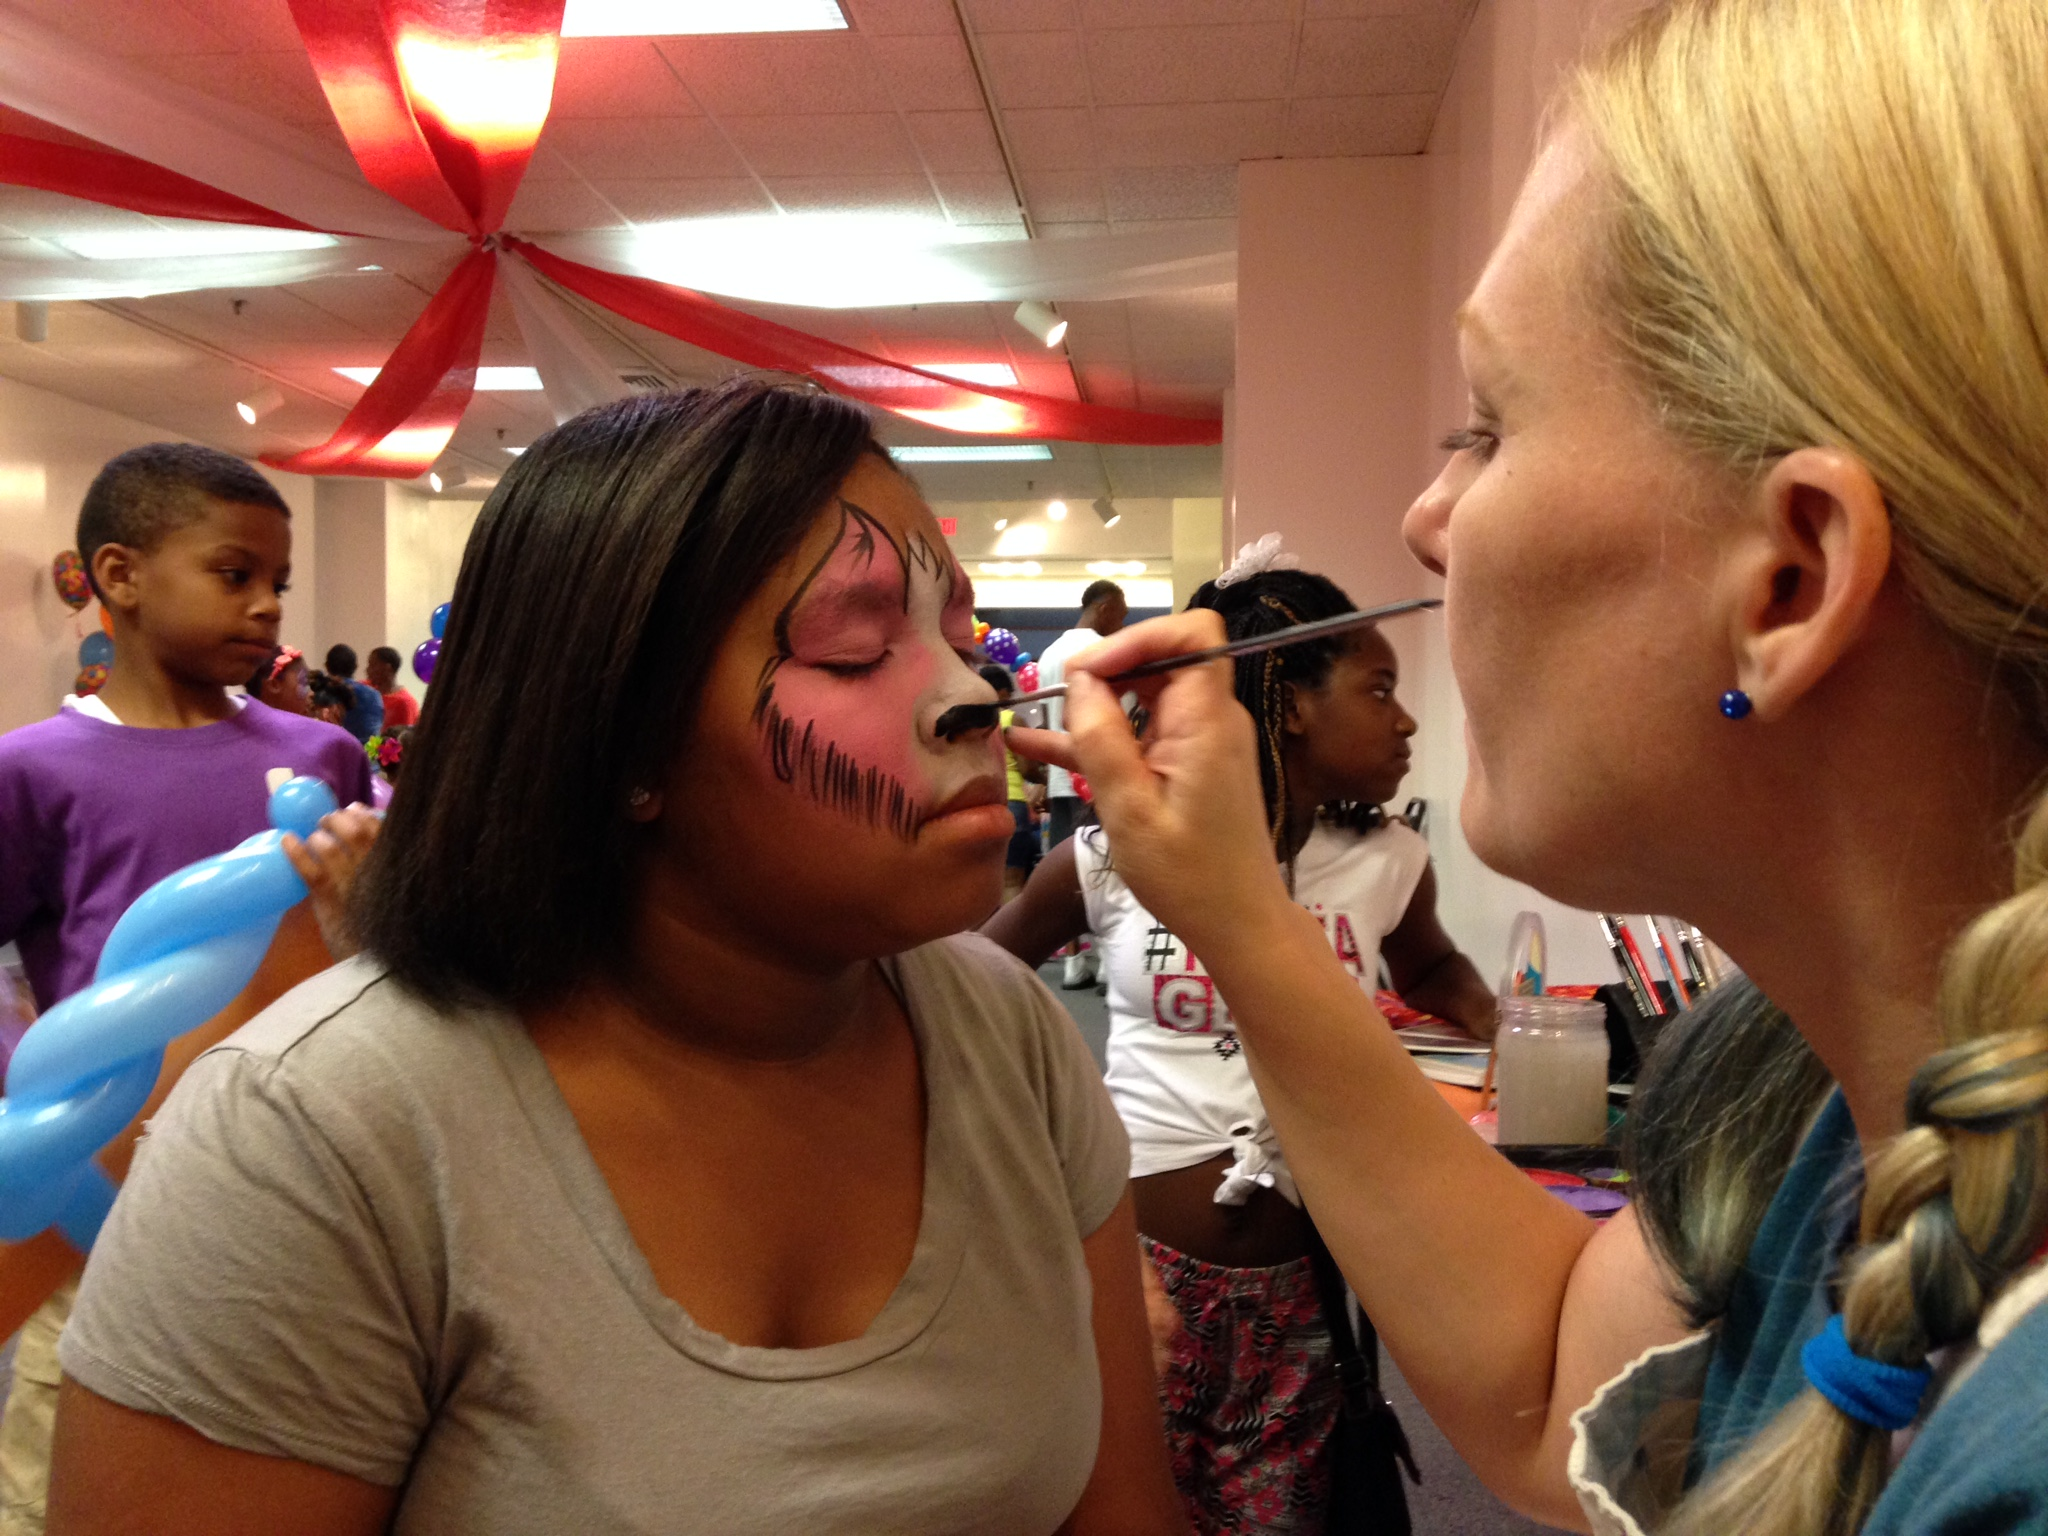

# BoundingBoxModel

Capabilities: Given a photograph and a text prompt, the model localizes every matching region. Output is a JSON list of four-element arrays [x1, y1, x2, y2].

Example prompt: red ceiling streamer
[[0, 133, 319, 231], [262, 247, 496, 477], [511, 241, 1224, 448], [287, 0, 563, 237]]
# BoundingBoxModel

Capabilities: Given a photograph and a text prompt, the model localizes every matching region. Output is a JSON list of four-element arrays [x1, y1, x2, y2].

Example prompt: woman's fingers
[[1003, 725, 1078, 772], [284, 806, 381, 961]]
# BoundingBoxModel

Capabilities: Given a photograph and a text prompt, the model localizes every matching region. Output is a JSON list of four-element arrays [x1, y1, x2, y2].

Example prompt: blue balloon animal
[[0, 776, 338, 1250]]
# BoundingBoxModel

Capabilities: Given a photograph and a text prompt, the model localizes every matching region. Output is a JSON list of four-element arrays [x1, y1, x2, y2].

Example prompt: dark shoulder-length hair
[[1183, 567, 1382, 857], [355, 378, 883, 1009]]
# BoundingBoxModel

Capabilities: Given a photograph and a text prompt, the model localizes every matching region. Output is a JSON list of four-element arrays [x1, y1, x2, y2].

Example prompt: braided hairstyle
[[1184, 568, 1384, 863], [1574, 3, 2048, 1531]]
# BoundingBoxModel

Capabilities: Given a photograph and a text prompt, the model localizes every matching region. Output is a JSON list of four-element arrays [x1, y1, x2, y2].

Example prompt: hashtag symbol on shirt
[[1143, 924, 1175, 973]]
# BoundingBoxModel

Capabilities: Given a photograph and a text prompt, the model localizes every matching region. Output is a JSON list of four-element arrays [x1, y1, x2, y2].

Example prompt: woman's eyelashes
[[812, 655, 887, 678], [1439, 424, 1500, 461]]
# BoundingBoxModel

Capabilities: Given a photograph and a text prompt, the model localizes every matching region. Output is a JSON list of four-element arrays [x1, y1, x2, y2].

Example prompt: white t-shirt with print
[[1076, 817, 1431, 1206]]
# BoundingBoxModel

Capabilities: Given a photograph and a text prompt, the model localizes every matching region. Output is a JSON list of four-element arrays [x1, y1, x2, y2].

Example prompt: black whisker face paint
[[933, 703, 1001, 739]]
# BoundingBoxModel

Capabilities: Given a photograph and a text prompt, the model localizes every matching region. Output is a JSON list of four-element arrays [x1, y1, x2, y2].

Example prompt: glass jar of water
[[1495, 997, 1609, 1145]]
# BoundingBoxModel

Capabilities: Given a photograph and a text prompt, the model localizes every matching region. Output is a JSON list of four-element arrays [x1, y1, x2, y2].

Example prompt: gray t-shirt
[[62, 937, 1130, 1534]]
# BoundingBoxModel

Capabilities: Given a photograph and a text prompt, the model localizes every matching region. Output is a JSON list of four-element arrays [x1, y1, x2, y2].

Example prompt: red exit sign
[[937, 516, 958, 536]]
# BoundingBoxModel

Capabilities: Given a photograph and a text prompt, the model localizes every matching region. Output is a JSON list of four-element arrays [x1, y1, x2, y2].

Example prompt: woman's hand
[[282, 805, 381, 961], [1005, 612, 1292, 955]]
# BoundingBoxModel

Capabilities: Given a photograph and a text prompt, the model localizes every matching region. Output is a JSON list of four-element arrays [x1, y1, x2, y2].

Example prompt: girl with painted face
[[50, 382, 1185, 1536], [1018, 3, 2048, 1533], [985, 558, 1493, 1535]]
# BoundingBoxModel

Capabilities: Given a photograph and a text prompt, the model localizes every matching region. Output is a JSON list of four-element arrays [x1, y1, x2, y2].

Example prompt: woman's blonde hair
[[1572, 1, 2048, 1531]]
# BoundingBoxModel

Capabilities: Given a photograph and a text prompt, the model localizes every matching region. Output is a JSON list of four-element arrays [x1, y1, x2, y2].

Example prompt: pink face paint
[[754, 499, 1000, 840]]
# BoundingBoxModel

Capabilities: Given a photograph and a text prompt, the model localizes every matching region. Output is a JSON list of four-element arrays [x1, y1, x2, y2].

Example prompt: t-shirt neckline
[[482, 950, 970, 1381]]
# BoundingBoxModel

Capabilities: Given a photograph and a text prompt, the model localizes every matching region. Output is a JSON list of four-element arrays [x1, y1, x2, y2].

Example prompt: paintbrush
[[935, 596, 1442, 738]]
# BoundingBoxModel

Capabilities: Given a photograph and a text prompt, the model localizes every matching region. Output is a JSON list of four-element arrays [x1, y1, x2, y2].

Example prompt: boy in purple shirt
[[0, 443, 378, 1532]]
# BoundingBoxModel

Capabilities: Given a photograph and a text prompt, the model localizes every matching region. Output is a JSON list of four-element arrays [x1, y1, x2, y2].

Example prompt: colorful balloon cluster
[[983, 627, 1021, 667], [0, 777, 337, 1250], [973, 617, 990, 646], [50, 551, 90, 612], [412, 601, 450, 685], [1015, 661, 1040, 692]]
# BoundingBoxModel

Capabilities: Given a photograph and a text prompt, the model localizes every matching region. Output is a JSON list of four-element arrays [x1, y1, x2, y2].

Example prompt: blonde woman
[[1015, 1, 2048, 1532]]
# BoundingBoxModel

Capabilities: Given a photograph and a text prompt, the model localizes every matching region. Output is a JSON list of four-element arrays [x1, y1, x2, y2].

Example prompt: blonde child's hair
[[1573, 1, 2048, 1530]]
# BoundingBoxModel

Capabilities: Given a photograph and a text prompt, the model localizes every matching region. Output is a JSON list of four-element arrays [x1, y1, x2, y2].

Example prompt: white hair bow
[[1213, 532, 1300, 588]]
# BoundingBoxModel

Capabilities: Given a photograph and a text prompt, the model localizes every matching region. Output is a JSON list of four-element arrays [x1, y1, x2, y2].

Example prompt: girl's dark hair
[[1184, 568, 1381, 856], [355, 378, 884, 1009], [1623, 977, 1834, 1328]]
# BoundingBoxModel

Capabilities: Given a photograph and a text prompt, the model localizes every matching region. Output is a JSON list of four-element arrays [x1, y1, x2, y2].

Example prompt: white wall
[[0, 373, 319, 734], [1230, 0, 1647, 984], [385, 492, 479, 694]]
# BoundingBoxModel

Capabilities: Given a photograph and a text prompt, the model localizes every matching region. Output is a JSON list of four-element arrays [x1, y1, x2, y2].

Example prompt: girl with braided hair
[[984, 557, 1495, 1535], [1015, 1, 2048, 1530]]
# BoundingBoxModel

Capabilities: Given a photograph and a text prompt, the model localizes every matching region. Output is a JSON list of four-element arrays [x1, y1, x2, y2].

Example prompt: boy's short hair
[[325, 644, 358, 677], [367, 645, 402, 672], [77, 444, 289, 599], [1079, 579, 1125, 610], [977, 664, 1014, 695]]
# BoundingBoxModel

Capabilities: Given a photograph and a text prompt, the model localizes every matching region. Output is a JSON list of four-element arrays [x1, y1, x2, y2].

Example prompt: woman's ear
[[1721, 447, 1892, 721], [1281, 678, 1309, 738]]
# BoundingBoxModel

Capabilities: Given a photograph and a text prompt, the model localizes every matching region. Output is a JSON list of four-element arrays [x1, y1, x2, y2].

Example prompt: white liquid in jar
[[1495, 1025, 1609, 1145]]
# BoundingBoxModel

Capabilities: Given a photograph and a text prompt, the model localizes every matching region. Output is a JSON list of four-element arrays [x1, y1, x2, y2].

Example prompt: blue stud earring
[[1719, 689, 1753, 720]]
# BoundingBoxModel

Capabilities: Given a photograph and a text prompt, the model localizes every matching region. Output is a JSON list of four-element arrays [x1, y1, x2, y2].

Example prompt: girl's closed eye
[[1439, 425, 1500, 461]]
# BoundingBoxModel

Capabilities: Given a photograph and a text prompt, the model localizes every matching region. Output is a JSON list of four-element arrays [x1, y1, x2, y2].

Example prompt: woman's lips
[[920, 777, 1013, 840]]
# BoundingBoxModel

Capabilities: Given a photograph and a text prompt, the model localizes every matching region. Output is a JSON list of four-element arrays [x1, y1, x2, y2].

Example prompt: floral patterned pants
[[1143, 1236, 1340, 1535]]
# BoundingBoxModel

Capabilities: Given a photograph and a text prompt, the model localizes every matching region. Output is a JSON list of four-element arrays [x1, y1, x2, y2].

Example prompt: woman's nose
[[1403, 465, 1457, 576]]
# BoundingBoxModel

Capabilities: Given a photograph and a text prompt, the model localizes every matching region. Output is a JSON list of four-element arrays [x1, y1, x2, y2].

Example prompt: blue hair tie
[[1800, 1314, 1932, 1431]]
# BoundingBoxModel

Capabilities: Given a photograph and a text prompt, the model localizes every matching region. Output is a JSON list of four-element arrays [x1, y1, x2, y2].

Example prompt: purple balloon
[[412, 637, 442, 684], [983, 627, 1021, 666]]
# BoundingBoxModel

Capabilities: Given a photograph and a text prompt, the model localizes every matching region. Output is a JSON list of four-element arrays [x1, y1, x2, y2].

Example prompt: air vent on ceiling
[[619, 372, 670, 392]]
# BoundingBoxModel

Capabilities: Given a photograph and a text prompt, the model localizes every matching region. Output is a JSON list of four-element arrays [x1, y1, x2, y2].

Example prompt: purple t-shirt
[[0, 702, 373, 1013]]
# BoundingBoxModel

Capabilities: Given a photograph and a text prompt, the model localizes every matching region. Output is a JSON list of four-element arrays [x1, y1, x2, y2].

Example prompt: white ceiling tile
[[1293, 14, 1465, 97], [177, 0, 309, 52], [1073, 363, 1140, 409], [1093, 102, 1282, 168], [931, 173, 1023, 224], [764, 174, 945, 217], [1019, 170, 1105, 222], [1081, 0, 1295, 22], [1003, 108, 1096, 171], [1283, 92, 1439, 155], [976, 31, 1091, 110], [660, 34, 894, 115], [961, 0, 1081, 32], [586, 178, 777, 221], [543, 118, 749, 178], [904, 112, 1008, 175], [865, 34, 986, 111], [843, 0, 961, 34], [1083, 24, 1295, 103], [1035, 219, 1112, 239], [1100, 165, 1238, 221], [550, 40, 698, 118], [503, 179, 629, 232], [7, 0, 239, 57], [721, 114, 924, 177]]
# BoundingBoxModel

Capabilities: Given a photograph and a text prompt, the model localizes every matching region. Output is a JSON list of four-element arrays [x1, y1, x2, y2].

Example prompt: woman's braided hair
[[1575, 2, 2048, 1530], [1184, 568, 1384, 863]]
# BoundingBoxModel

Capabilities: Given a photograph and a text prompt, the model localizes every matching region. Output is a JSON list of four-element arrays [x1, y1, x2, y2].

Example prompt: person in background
[[306, 671, 351, 729], [979, 664, 1044, 903], [1037, 581, 1127, 985], [0, 443, 377, 1536], [1022, 2, 2048, 1529], [365, 646, 418, 730], [985, 559, 1494, 1535], [322, 644, 385, 744], [245, 646, 311, 716], [48, 381, 1183, 1536]]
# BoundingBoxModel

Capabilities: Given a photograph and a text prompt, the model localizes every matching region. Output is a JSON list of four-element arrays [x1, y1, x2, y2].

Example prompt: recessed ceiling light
[[993, 518, 1009, 531], [889, 445, 1052, 463], [561, 0, 846, 37], [336, 366, 543, 391], [1045, 499, 1068, 522], [505, 446, 526, 455]]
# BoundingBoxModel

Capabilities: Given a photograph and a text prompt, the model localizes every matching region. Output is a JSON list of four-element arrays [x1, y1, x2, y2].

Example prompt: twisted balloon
[[0, 776, 338, 1250]]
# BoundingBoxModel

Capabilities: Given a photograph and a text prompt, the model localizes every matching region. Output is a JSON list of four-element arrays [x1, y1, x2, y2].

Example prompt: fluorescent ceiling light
[[505, 446, 526, 455], [618, 214, 1001, 308], [1087, 560, 1149, 577], [562, 0, 846, 36], [924, 362, 1017, 387], [56, 226, 335, 262], [889, 444, 1052, 463], [336, 366, 543, 390], [978, 561, 1042, 577]]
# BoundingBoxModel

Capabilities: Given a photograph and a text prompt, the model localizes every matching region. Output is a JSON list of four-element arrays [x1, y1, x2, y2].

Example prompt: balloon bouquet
[[413, 601, 450, 684]]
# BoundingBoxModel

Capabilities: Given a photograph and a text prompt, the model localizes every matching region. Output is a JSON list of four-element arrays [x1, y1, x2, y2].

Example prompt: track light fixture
[[15, 301, 49, 344], [235, 385, 285, 425], [1012, 299, 1068, 349], [1092, 496, 1120, 528]]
